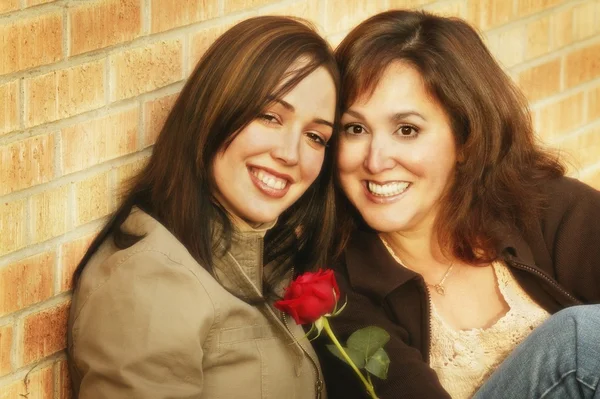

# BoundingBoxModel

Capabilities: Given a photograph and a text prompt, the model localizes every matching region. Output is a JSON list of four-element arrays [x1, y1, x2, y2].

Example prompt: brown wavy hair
[[74, 16, 340, 296], [334, 10, 565, 263]]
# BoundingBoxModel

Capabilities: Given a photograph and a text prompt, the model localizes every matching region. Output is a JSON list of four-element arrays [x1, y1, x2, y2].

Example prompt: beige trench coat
[[67, 209, 326, 398]]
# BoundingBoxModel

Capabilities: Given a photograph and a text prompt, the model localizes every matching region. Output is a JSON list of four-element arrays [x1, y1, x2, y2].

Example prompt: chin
[[361, 213, 410, 234]]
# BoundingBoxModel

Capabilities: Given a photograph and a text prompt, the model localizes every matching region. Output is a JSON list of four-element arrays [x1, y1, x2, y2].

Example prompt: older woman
[[315, 10, 600, 399]]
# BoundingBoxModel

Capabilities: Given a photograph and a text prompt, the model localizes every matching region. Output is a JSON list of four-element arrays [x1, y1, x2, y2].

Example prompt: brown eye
[[397, 125, 419, 138], [344, 124, 366, 135], [400, 126, 414, 135]]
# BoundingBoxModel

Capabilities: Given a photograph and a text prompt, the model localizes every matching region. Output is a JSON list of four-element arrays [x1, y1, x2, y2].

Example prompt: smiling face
[[337, 61, 457, 234], [213, 66, 336, 225]]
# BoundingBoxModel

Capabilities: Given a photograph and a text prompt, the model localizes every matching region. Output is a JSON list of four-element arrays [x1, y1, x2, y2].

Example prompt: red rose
[[275, 269, 341, 325]]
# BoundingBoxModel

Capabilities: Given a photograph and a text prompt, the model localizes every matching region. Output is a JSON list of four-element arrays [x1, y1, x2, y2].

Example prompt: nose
[[271, 128, 300, 166], [364, 134, 396, 174]]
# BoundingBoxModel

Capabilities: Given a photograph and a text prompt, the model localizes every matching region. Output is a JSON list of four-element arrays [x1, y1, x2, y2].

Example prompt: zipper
[[282, 312, 323, 399], [420, 277, 433, 364], [508, 260, 581, 305]]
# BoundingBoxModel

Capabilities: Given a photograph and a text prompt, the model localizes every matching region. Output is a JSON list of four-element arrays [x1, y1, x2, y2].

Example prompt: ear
[[456, 147, 465, 164]]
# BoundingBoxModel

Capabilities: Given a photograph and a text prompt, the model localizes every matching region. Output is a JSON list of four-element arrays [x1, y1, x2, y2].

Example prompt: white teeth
[[252, 168, 288, 190], [367, 181, 410, 197]]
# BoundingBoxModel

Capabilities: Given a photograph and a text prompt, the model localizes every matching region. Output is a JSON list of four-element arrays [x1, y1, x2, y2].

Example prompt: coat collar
[[124, 208, 277, 300], [344, 227, 539, 300]]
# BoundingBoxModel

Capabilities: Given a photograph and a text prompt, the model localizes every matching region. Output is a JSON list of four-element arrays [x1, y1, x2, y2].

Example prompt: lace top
[[429, 261, 550, 399]]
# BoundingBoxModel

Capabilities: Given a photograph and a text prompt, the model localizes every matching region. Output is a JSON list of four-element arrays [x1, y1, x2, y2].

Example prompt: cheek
[[300, 150, 325, 183], [337, 139, 364, 174]]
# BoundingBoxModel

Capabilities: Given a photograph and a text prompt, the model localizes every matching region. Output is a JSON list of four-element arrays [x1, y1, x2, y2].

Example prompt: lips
[[363, 180, 411, 204], [367, 181, 410, 197], [248, 166, 292, 198]]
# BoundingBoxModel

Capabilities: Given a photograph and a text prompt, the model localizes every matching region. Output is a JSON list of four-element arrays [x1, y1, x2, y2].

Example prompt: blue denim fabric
[[473, 305, 600, 399]]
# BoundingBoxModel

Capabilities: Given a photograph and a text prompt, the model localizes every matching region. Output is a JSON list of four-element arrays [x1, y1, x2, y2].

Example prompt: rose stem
[[322, 318, 379, 399]]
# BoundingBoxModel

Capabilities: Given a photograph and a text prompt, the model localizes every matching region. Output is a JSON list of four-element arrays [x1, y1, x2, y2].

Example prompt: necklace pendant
[[434, 284, 445, 296]]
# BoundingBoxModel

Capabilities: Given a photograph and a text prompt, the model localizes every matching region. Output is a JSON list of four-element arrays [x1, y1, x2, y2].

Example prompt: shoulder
[[71, 210, 221, 329], [536, 176, 600, 232]]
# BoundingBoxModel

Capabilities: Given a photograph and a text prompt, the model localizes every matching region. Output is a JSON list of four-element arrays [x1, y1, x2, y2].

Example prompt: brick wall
[[0, 0, 599, 397]]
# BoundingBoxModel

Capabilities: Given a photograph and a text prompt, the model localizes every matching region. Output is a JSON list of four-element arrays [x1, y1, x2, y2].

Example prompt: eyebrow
[[345, 109, 427, 123], [271, 98, 334, 128]]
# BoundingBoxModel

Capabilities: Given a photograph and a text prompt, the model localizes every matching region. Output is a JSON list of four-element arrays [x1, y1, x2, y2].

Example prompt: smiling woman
[[313, 9, 600, 399], [66, 16, 339, 399]]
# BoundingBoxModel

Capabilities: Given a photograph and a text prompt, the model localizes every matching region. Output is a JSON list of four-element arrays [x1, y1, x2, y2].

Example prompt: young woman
[[314, 10, 600, 399], [67, 16, 339, 398]]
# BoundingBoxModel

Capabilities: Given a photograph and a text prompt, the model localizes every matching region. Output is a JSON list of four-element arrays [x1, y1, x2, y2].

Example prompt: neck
[[379, 226, 451, 275]]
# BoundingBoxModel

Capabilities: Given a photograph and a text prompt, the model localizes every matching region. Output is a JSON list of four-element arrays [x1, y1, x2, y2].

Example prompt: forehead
[[351, 61, 429, 107]]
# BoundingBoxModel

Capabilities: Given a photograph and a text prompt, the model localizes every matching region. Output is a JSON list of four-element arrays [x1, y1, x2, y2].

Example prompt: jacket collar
[[344, 227, 540, 300], [125, 208, 277, 300], [344, 230, 419, 301], [212, 222, 274, 301]]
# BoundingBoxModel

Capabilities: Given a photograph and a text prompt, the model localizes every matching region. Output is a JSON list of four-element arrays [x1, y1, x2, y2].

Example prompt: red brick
[[110, 40, 183, 101], [0, 363, 53, 399], [0, 81, 19, 136], [466, 0, 513, 30], [26, 0, 56, 6], [537, 92, 586, 141], [267, 0, 322, 23], [589, 85, 600, 121], [24, 60, 105, 128], [572, 1, 599, 41], [0, 12, 62, 75], [565, 43, 600, 89], [224, 0, 277, 13], [69, 0, 141, 56], [423, 0, 466, 18], [389, 0, 435, 7], [115, 157, 149, 201], [74, 171, 112, 227], [0, 0, 19, 14], [57, 359, 72, 399], [517, 58, 561, 102], [0, 199, 27, 256], [550, 7, 573, 50], [557, 127, 600, 172], [516, 0, 562, 17], [324, 0, 388, 34], [581, 168, 600, 190], [189, 25, 230, 72], [61, 108, 138, 175], [144, 93, 178, 146], [151, 0, 219, 33], [0, 324, 12, 377], [485, 26, 526, 68], [20, 301, 70, 366], [31, 185, 69, 243], [61, 234, 95, 292], [0, 134, 55, 196], [0, 252, 54, 317], [526, 16, 550, 60]]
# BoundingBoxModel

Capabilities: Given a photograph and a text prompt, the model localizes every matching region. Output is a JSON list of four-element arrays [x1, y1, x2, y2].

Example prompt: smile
[[367, 181, 410, 197], [248, 166, 291, 198]]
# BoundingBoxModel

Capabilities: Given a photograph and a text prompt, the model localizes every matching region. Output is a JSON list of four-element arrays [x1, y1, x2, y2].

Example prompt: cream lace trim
[[429, 261, 550, 399]]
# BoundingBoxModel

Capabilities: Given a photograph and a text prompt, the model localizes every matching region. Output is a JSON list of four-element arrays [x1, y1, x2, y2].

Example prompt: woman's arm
[[69, 251, 213, 398], [314, 270, 451, 399]]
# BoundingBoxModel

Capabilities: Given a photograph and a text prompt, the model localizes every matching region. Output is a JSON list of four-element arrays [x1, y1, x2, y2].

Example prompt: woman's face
[[337, 62, 457, 234], [213, 66, 336, 225]]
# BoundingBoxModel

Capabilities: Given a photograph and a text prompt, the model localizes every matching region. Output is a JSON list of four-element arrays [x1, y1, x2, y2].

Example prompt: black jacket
[[315, 177, 600, 399]]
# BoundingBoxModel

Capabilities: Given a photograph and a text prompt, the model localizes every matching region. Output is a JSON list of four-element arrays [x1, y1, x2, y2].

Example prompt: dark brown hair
[[334, 10, 564, 263], [73, 16, 340, 296]]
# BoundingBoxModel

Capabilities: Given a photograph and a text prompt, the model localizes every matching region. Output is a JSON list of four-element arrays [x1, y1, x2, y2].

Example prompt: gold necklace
[[380, 237, 454, 296]]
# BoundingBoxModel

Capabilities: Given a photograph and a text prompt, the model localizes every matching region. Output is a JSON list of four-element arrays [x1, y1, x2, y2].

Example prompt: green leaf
[[347, 326, 390, 358], [326, 344, 366, 368], [365, 348, 390, 379]]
